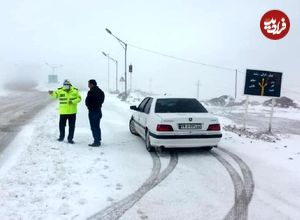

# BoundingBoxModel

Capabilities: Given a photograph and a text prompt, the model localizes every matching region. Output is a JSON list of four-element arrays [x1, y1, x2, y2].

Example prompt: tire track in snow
[[211, 151, 248, 220], [211, 148, 254, 220], [88, 150, 178, 220], [219, 148, 255, 205]]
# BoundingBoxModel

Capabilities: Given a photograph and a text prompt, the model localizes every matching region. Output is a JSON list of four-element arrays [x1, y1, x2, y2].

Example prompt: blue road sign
[[48, 74, 58, 83], [244, 69, 282, 97]]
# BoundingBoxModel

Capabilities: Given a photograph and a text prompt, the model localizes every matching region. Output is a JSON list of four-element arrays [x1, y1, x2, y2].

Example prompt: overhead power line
[[127, 43, 240, 72]]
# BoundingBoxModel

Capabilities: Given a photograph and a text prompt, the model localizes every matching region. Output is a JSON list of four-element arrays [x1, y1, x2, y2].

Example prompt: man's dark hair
[[89, 79, 97, 86]]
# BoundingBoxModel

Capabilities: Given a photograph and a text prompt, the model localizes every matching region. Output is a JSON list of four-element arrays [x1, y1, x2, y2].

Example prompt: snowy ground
[[206, 104, 300, 136], [0, 92, 300, 219]]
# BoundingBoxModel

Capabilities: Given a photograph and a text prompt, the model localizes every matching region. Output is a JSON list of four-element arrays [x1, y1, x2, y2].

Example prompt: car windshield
[[155, 98, 208, 113]]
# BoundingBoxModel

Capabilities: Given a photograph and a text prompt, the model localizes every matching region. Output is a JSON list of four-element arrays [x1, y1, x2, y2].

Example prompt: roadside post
[[243, 69, 282, 132]]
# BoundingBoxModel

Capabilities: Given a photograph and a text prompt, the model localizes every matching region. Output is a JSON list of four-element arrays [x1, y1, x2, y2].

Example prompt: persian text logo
[[260, 10, 290, 40]]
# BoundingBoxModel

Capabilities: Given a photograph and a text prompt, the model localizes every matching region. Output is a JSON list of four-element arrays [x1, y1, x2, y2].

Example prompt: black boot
[[88, 142, 101, 147], [57, 138, 64, 142]]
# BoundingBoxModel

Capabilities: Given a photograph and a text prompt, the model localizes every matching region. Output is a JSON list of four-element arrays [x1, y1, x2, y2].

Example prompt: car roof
[[146, 96, 199, 101]]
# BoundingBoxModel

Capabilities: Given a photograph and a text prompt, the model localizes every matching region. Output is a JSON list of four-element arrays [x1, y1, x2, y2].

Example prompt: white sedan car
[[129, 97, 222, 151]]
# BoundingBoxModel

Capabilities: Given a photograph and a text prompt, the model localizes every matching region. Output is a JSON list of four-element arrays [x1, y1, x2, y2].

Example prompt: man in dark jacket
[[85, 79, 105, 147]]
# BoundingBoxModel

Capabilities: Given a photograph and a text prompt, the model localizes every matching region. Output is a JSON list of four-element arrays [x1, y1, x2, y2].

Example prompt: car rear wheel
[[145, 130, 154, 152], [129, 119, 138, 135], [202, 146, 213, 151]]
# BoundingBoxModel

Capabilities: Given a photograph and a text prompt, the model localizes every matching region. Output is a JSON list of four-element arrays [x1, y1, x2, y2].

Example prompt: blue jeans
[[88, 110, 102, 144]]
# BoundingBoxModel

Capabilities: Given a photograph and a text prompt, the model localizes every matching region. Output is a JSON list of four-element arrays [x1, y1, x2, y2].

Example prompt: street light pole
[[45, 63, 63, 74], [102, 51, 119, 93], [102, 52, 110, 92], [45, 62, 63, 83], [105, 28, 128, 99], [109, 58, 119, 93]]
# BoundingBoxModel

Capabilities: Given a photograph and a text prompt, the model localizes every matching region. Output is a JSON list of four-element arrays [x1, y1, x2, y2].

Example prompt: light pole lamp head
[[105, 28, 112, 35], [102, 51, 107, 57]]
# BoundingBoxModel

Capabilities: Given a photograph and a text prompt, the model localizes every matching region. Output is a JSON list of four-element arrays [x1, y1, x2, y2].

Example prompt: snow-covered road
[[0, 93, 299, 220], [0, 90, 52, 153]]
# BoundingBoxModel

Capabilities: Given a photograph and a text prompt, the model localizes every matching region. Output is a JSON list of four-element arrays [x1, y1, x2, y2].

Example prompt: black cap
[[88, 79, 97, 86]]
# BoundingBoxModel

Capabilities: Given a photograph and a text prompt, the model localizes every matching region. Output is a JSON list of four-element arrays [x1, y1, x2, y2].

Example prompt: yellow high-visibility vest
[[50, 86, 81, 115]]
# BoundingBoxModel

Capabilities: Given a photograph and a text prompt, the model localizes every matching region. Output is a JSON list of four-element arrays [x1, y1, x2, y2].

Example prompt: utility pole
[[197, 80, 200, 100], [235, 69, 238, 99]]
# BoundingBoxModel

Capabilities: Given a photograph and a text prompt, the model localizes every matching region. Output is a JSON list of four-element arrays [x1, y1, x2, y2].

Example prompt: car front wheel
[[129, 119, 138, 136]]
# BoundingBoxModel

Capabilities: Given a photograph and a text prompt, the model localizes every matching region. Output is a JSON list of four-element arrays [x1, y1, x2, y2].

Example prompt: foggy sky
[[0, 0, 299, 99]]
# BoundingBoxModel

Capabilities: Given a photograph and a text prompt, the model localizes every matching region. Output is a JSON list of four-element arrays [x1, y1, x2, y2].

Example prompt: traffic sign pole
[[243, 69, 282, 133], [243, 95, 249, 130], [129, 64, 133, 92], [268, 98, 275, 133]]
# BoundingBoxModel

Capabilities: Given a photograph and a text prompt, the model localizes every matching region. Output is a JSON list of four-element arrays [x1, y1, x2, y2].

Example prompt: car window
[[155, 98, 208, 113], [138, 98, 150, 112], [143, 98, 153, 114]]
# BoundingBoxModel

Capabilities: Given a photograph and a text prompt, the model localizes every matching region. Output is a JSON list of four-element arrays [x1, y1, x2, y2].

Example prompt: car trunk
[[155, 113, 218, 132]]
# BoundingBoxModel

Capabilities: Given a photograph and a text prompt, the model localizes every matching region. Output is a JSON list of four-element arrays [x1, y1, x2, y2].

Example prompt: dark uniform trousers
[[59, 114, 76, 141], [88, 110, 102, 144]]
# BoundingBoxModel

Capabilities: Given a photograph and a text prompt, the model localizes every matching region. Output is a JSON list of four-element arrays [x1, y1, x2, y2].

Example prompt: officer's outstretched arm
[[50, 89, 59, 99]]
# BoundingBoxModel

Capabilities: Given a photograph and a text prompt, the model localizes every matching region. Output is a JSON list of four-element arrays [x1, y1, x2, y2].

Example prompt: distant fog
[[0, 63, 41, 91]]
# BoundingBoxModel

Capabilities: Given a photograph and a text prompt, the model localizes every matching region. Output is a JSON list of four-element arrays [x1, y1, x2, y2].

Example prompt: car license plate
[[178, 123, 202, 129]]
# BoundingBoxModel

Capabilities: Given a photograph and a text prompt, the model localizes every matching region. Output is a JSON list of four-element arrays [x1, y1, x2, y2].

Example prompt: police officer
[[48, 80, 81, 144], [85, 79, 105, 147]]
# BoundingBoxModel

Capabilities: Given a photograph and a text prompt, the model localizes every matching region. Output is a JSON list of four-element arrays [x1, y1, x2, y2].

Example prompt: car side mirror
[[130, 105, 138, 111]]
